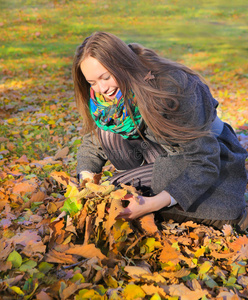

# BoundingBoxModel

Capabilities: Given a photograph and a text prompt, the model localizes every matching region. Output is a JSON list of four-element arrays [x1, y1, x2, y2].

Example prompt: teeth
[[106, 89, 116, 96]]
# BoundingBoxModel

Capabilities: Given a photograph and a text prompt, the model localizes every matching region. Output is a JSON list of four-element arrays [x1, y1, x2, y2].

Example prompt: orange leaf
[[110, 189, 127, 200], [139, 213, 159, 235], [50, 171, 77, 187], [106, 198, 124, 235], [159, 241, 181, 264], [65, 244, 106, 260], [15, 155, 29, 165], [228, 236, 248, 252], [12, 181, 37, 195]]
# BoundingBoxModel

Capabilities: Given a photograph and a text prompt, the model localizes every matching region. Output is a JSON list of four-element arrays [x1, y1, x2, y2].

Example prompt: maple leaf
[[159, 241, 181, 264]]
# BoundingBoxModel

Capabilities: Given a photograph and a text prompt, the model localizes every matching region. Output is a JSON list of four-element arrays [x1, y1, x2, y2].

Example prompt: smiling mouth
[[105, 88, 118, 98]]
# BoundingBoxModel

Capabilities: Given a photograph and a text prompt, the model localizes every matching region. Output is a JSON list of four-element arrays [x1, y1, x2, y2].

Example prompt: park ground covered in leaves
[[1, 0, 248, 299]]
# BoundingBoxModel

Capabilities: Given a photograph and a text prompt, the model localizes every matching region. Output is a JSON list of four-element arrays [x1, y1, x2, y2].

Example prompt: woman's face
[[80, 56, 120, 100]]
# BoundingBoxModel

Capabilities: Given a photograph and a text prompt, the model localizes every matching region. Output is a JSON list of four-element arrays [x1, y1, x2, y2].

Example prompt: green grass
[[1, 0, 247, 77]]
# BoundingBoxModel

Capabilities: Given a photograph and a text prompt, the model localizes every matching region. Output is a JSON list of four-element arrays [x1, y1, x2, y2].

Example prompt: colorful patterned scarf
[[89, 88, 143, 139]]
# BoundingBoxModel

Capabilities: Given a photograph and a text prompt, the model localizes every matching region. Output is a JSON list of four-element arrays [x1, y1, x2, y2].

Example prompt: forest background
[[0, 0, 248, 299]]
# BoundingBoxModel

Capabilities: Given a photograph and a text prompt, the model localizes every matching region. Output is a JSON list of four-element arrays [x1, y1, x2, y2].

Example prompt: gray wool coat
[[77, 71, 248, 220]]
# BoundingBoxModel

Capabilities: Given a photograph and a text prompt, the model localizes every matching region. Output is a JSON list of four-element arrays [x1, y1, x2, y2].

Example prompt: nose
[[98, 80, 108, 94]]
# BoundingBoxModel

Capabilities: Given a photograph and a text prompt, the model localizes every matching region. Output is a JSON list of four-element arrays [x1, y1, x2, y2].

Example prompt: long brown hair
[[72, 31, 211, 143]]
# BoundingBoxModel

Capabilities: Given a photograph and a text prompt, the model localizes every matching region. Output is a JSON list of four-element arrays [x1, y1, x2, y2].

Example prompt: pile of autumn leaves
[[0, 165, 248, 299]]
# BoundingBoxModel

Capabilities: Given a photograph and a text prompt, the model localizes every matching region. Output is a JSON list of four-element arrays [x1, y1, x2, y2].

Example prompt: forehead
[[80, 56, 108, 80]]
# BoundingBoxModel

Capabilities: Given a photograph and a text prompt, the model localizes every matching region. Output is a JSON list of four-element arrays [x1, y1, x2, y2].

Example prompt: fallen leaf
[[65, 244, 106, 260]]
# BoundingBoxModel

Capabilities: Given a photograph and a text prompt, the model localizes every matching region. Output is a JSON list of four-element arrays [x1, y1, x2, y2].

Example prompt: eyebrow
[[86, 71, 109, 82]]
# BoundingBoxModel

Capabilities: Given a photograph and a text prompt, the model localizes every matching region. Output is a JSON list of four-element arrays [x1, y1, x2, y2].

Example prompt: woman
[[72, 32, 248, 232]]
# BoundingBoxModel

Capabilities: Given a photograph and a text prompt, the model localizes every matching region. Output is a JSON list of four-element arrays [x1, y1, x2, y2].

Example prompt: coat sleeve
[[152, 73, 222, 212], [76, 132, 108, 175]]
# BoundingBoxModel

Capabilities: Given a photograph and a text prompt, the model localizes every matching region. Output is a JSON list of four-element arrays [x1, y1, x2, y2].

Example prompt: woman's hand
[[117, 190, 172, 220]]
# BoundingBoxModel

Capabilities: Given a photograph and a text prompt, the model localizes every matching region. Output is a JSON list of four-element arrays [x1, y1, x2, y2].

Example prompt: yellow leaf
[[194, 247, 205, 258], [122, 284, 146, 300], [198, 261, 212, 274], [9, 286, 24, 296], [85, 182, 106, 194], [65, 185, 79, 198]]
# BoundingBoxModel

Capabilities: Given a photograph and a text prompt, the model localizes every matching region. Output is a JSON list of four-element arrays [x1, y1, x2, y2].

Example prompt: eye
[[103, 75, 110, 81]]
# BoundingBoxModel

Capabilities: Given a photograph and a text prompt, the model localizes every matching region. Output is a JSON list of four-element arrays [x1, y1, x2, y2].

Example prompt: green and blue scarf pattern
[[89, 88, 143, 139]]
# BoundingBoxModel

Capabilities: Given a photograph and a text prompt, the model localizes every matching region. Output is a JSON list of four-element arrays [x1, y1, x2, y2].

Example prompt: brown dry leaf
[[9, 230, 41, 246], [6, 142, 15, 151], [12, 180, 37, 195], [0, 261, 12, 272], [36, 291, 53, 300], [2, 274, 24, 287], [15, 155, 29, 164], [222, 224, 233, 236], [85, 182, 106, 194], [124, 266, 151, 279], [60, 282, 92, 300], [22, 241, 46, 257], [49, 218, 65, 246], [0, 241, 13, 260], [105, 198, 124, 235], [168, 283, 207, 300], [83, 215, 92, 245], [159, 241, 181, 264], [139, 213, 159, 235], [65, 215, 77, 235], [141, 283, 167, 298], [216, 291, 240, 300], [45, 249, 77, 264], [50, 171, 77, 187], [65, 244, 106, 260], [54, 146, 69, 160], [141, 272, 166, 284], [160, 268, 191, 279], [76, 206, 87, 230], [20, 190, 46, 212], [97, 201, 106, 220]]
